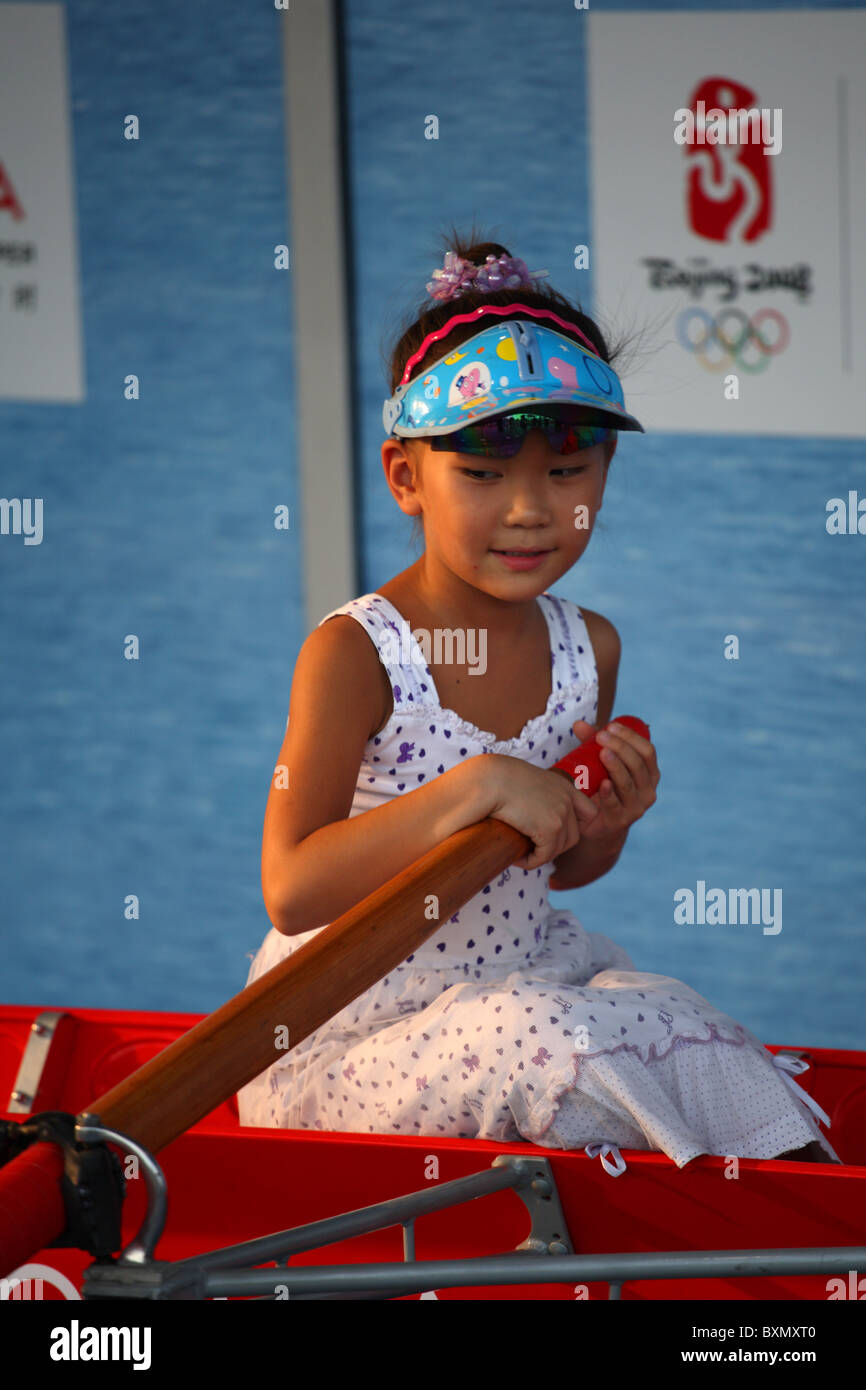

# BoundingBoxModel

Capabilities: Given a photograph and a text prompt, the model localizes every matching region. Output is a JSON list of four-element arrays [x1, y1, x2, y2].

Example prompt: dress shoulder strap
[[539, 592, 598, 692], [317, 593, 384, 637]]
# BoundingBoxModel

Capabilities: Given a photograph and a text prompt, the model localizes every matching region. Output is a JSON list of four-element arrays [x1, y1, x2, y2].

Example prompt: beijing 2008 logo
[[683, 76, 774, 243], [677, 74, 791, 373], [677, 306, 789, 373]]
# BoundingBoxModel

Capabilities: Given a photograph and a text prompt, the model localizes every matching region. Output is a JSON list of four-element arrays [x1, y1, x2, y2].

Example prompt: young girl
[[237, 232, 840, 1171]]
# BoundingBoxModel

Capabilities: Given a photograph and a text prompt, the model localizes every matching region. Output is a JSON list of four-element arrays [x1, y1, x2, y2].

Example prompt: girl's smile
[[490, 548, 554, 571]]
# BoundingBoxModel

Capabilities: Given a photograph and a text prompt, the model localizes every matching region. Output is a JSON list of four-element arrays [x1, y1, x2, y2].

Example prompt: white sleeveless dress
[[236, 592, 839, 1171]]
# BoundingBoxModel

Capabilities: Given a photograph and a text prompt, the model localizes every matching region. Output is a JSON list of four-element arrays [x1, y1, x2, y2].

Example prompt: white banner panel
[[0, 3, 84, 401], [588, 12, 865, 437]]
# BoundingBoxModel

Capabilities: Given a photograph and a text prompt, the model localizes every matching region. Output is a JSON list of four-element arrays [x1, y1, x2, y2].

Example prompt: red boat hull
[[2, 1004, 865, 1301]]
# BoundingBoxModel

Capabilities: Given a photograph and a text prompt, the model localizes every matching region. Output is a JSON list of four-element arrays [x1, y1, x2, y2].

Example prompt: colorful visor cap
[[382, 319, 645, 438]]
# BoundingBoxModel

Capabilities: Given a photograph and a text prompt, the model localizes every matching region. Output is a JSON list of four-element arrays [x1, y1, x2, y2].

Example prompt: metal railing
[[76, 1120, 866, 1302]]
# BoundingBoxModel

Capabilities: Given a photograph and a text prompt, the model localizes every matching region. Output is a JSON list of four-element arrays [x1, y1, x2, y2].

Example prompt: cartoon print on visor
[[449, 359, 492, 409]]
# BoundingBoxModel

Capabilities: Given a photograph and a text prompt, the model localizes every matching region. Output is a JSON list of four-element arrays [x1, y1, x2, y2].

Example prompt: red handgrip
[[0, 1141, 67, 1277], [552, 715, 650, 793]]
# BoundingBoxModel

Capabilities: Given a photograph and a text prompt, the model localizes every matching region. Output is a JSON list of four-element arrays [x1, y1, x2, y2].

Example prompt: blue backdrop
[[1, 0, 863, 1054]]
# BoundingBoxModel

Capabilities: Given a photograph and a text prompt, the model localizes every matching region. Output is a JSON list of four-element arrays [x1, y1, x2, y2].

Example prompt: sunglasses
[[427, 410, 614, 459]]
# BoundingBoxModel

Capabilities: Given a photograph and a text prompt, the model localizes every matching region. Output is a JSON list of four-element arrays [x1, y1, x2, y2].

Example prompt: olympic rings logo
[[677, 307, 790, 373]]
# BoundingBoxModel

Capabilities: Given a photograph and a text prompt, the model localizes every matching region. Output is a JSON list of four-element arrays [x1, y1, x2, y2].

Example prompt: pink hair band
[[400, 302, 600, 386]]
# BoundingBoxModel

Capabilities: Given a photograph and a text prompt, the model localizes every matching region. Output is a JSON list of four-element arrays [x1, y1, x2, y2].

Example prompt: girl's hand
[[569, 718, 660, 842], [483, 753, 602, 873]]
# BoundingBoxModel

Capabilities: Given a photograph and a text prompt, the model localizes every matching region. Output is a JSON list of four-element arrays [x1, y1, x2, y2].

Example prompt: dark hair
[[382, 220, 643, 549]]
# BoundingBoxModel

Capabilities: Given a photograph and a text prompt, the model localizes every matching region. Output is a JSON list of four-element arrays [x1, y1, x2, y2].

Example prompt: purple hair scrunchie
[[425, 252, 542, 303]]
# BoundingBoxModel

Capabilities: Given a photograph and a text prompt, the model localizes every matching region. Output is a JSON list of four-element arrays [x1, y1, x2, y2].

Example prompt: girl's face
[[382, 420, 615, 597]]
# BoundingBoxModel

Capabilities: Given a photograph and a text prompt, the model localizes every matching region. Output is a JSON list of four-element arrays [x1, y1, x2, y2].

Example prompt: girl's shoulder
[[568, 604, 621, 668], [300, 596, 391, 741]]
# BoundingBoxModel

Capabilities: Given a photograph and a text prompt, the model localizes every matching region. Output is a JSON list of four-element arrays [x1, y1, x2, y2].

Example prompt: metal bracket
[[85, 1259, 207, 1302], [75, 1114, 167, 1264], [7, 1010, 68, 1112], [493, 1155, 574, 1255]]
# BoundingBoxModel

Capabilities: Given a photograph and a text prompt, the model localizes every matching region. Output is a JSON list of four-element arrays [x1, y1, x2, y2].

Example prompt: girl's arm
[[551, 611, 627, 891], [262, 616, 499, 935], [550, 618, 660, 891], [550, 825, 630, 891]]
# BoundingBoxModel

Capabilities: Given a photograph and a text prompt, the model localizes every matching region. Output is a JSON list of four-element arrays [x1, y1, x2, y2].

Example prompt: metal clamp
[[492, 1155, 574, 1256], [75, 1114, 167, 1264]]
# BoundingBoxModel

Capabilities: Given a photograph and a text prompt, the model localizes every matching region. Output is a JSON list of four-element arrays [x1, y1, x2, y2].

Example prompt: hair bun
[[460, 241, 510, 262]]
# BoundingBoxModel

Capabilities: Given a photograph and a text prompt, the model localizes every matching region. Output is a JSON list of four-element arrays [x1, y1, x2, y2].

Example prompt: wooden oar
[[0, 719, 647, 1274]]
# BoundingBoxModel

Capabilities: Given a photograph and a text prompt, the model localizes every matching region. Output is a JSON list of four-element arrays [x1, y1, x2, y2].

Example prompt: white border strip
[[282, 1, 356, 629]]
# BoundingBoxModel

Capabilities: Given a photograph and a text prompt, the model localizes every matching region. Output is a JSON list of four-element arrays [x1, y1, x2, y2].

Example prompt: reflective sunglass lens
[[429, 417, 612, 456]]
